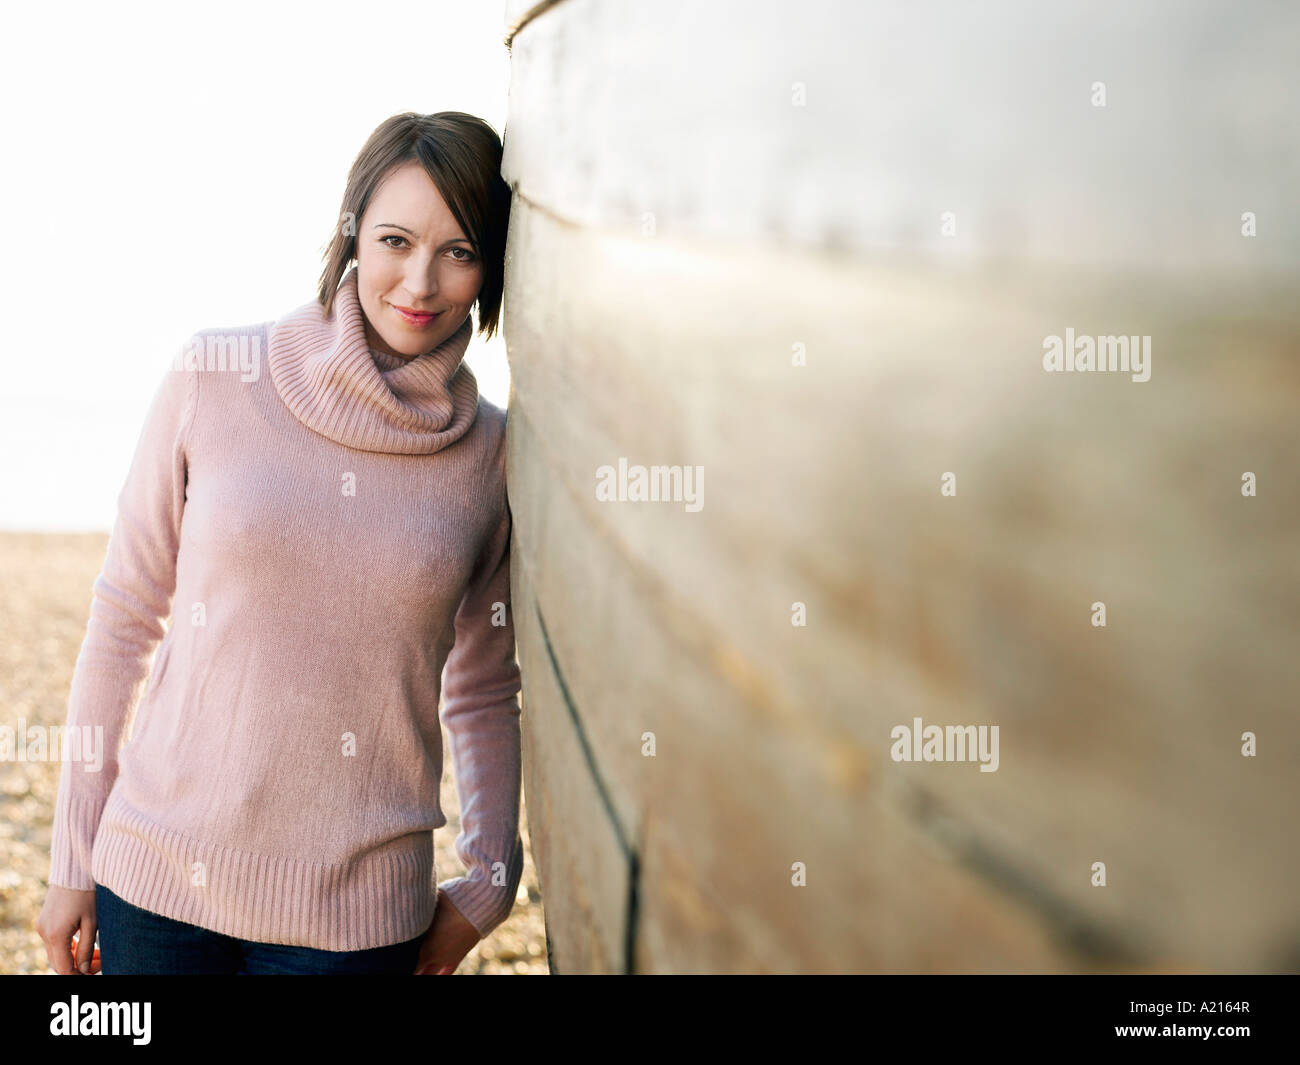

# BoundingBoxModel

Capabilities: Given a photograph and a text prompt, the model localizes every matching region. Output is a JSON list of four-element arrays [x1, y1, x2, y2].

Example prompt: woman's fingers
[[43, 920, 77, 974], [37, 887, 99, 975], [74, 918, 97, 973]]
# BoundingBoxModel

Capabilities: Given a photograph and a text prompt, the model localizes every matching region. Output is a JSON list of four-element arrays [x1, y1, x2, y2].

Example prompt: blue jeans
[[93, 883, 426, 975]]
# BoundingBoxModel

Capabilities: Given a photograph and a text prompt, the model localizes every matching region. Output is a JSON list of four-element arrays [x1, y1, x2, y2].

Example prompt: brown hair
[[316, 112, 511, 340]]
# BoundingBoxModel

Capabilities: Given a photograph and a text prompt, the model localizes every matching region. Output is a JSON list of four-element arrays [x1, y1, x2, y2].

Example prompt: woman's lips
[[392, 305, 441, 327]]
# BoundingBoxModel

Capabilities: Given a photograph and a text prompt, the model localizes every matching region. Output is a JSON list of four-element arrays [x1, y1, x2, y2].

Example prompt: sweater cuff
[[436, 834, 525, 939], [48, 786, 111, 892]]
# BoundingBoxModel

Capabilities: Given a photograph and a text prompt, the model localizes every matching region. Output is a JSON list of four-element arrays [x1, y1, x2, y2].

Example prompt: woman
[[35, 112, 522, 975]]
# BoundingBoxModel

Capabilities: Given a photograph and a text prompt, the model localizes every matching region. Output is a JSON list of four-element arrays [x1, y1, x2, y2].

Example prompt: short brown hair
[[317, 112, 511, 340]]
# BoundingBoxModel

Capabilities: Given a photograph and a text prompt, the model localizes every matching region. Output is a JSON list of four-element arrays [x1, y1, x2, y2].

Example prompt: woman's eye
[[381, 236, 474, 260]]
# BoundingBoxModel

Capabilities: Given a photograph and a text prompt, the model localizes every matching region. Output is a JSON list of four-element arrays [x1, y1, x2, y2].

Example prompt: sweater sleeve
[[47, 357, 197, 891], [436, 490, 525, 939]]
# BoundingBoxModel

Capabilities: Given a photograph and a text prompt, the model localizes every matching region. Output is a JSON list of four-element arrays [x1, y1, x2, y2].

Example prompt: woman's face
[[354, 161, 484, 360]]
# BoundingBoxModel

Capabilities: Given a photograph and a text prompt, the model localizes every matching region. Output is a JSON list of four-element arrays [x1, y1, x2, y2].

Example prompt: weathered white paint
[[501, 0, 1300, 973]]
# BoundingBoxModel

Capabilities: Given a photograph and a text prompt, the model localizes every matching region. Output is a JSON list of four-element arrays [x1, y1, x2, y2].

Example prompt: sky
[[0, 0, 512, 531]]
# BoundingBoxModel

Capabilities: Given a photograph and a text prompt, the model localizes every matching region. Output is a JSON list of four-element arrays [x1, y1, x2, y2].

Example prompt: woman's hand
[[414, 888, 482, 974], [37, 885, 101, 975]]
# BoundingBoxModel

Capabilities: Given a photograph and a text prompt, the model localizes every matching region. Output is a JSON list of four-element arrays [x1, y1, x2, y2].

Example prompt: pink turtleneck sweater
[[47, 266, 524, 950]]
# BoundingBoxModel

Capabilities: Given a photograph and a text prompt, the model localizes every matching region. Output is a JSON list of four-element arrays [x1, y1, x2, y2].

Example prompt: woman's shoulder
[[475, 393, 508, 433], [176, 319, 272, 373], [464, 394, 510, 499], [171, 319, 273, 396], [462, 391, 507, 456]]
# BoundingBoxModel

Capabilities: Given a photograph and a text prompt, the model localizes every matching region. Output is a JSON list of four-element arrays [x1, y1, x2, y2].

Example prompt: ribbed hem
[[90, 790, 436, 952]]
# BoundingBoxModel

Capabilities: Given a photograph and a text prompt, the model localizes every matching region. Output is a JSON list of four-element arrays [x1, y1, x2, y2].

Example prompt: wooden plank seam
[[533, 599, 642, 974]]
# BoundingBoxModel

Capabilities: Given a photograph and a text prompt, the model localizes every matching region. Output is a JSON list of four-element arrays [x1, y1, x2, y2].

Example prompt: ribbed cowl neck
[[267, 265, 479, 454]]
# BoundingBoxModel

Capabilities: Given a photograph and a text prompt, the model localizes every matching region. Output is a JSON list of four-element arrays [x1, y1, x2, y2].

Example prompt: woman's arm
[[47, 357, 198, 890], [437, 493, 525, 940]]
